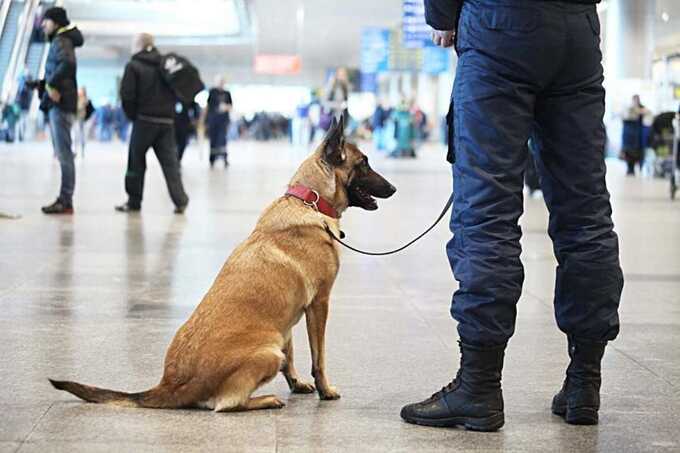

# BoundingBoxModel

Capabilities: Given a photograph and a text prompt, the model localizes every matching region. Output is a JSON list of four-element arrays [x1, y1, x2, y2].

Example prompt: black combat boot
[[114, 202, 141, 213], [552, 337, 606, 425], [400, 341, 505, 431]]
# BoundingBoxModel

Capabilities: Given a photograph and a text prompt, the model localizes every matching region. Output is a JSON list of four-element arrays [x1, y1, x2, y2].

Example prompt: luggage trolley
[[672, 113, 679, 200]]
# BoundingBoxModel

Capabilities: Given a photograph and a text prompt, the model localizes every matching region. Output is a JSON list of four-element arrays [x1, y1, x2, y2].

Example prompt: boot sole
[[42, 210, 74, 215], [552, 403, 598, 425], [402, 412, 504, 432]]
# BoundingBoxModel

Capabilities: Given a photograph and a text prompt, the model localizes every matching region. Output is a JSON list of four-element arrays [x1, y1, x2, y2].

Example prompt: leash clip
[[303, 190, 320, 211]]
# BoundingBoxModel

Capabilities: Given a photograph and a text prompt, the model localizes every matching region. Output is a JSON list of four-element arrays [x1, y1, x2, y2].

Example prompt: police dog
[[49, 116, 396, 412]]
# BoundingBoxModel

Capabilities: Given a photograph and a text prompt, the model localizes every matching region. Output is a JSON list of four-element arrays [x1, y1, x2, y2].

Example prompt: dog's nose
[[388, 184, 397, 195]]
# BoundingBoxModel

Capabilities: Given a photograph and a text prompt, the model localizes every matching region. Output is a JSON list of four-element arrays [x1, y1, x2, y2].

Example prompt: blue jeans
[[48, 108, 75, 204], [447, 0, 623, 346]]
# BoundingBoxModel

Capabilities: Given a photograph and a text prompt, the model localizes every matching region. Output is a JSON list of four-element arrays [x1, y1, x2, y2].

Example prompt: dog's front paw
[[269, 397, 287, 409], [291, 380, 316, 394], [319, 386, 341, 400]]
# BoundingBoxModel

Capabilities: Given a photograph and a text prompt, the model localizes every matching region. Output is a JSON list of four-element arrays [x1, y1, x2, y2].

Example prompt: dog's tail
[[48, 378, 184, 409]]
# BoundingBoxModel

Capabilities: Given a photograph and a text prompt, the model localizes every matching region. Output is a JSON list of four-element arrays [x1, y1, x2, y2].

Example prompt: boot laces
[[430, 369, 462, 400]]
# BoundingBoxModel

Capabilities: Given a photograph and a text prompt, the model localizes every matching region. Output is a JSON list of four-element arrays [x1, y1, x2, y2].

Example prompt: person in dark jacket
[[205, 76, 232, 168], [115, 33, 189, 214], [38, 7, 84, 214], [621, 94, 651, 176], [400, 0, 623, 431]]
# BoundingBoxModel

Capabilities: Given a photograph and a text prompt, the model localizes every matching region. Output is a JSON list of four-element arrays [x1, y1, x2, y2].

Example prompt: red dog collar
[[286, 184, 339, 219]]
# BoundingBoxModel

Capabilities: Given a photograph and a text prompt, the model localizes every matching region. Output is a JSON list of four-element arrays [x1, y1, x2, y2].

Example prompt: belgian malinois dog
[[50, 116, 396, 412]]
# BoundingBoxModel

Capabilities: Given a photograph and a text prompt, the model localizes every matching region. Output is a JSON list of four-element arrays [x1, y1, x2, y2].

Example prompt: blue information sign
[[360, 72, 378, 93], [402, 0, 431, 48], [422, 46, 451, 74], [360, 28, 390, 74]]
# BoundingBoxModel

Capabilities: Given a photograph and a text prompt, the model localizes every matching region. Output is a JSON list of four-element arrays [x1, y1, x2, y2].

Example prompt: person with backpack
[[115, 33, 189, 214]]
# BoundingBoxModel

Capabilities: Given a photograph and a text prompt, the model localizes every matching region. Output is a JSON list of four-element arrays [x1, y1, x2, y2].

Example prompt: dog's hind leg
[[213, 347, 286, 412], [281, 336, 315, 394]]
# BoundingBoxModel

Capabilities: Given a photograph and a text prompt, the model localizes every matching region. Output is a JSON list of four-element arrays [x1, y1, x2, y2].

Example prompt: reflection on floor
[[1, 140, 679, 452]]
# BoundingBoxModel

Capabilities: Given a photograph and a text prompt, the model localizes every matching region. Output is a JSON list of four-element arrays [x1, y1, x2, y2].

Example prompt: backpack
[[158, 53, 205, 104]]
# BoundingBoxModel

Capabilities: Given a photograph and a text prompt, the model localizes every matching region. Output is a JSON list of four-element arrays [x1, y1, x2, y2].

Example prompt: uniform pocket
[[479, 7, 539, 32], [446, 102, 455, 164], [586, 11, 600, 36], [459, 5, 539, 52]]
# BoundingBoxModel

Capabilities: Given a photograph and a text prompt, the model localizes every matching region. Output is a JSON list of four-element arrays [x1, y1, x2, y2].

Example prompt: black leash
[[324, 193, 454, 256]]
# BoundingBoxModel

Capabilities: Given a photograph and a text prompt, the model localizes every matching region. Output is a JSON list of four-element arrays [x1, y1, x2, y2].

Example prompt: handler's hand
[[431, 30, 455, 48]]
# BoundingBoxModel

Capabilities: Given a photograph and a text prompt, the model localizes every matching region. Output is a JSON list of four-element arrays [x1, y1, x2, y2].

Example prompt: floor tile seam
[[403, 300, 455, 352], [385, 259, 439, 302], [522, 288, 554, 310], [15, 440, 277, 449], [18, 402, 54, 448], [608, 346, 677, 389]]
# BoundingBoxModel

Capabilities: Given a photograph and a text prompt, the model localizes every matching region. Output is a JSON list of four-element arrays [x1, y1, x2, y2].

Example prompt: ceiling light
[[662, 12, 670, 22]]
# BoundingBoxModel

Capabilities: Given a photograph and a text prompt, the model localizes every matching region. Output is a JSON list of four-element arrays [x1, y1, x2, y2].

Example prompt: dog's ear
[[322, 115, 346, 166]]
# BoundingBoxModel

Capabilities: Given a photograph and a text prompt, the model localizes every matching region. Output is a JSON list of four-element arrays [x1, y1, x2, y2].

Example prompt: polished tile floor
[[0, 139, 679, 452]]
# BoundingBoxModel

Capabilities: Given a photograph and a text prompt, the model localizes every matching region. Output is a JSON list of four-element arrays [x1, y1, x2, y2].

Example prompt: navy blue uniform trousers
[[448, 0, 624, 346]]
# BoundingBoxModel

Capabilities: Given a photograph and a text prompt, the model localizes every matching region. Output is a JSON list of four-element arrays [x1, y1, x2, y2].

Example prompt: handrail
[[0, 1, 13, 40], [29, 0, 61, 120], [14, 0, 40, 79], [1, 0, 34, 101]]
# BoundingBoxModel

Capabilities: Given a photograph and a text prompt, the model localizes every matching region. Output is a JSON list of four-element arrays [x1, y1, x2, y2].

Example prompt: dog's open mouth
[[348, 184, 378, 210]]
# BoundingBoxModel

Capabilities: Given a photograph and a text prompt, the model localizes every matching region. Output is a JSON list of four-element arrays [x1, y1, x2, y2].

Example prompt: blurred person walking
[[114, 103, 131, 142], [401, 0, 623, 431], [1, 100, 20, 143], [38, 7, 84, 215], [411, 103, 429, 142], [95, 103, 114, 141], [321, 68, 350, 130], [292, 98, 311, 147], [621, 94, 651, 176], [175, 101, 200, 162], [371, 100, 391, 151], [308, 89, 322, 143], [15, 68, 35, 141], [74, 87, 94, 157], [115, 33, 189, 214], [388, 101, 416, 158], [205, 76, 232, 168]]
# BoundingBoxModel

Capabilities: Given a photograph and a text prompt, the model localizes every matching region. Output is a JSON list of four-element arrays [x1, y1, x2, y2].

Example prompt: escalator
[[0, 1, 26, 94], [23, 1, 54, 78]]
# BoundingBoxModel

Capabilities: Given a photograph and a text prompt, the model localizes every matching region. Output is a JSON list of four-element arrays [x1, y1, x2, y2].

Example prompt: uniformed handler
[[401, 0, 624, 431]]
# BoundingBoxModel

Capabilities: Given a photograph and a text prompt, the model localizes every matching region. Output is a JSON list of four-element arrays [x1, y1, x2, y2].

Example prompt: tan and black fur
[[49, 116, 396, 412]]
